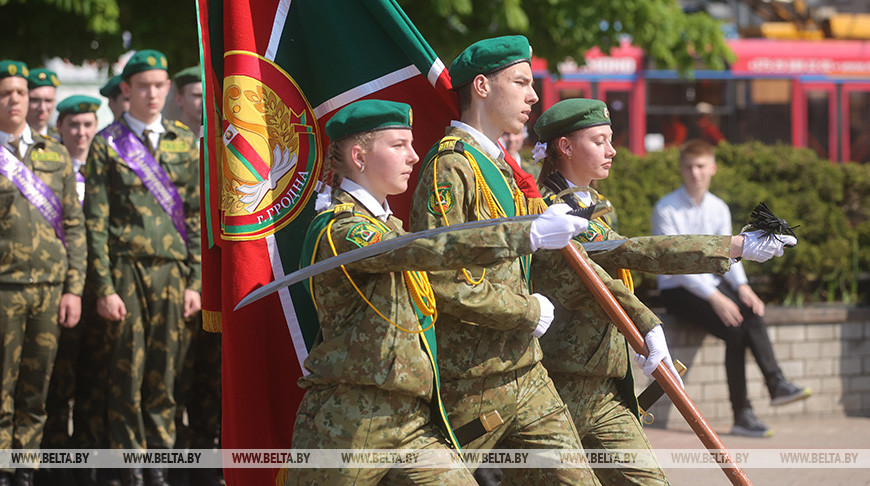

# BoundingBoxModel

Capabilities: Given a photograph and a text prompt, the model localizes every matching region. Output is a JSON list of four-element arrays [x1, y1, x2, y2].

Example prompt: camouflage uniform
[[409, 126, 597, 485], [290, 187, 536, 486], [43, 156, 86, 451], [80, 115, 200, 450], [0, 130, 86, 460], [533, 180, 733, 485], [174, 322, 221, 449], [41, 324, 79, 449]]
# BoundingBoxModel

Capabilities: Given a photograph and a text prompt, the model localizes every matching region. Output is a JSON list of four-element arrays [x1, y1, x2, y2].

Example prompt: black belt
[[453, 410, 504, 446], [638, 359, 687, 424]]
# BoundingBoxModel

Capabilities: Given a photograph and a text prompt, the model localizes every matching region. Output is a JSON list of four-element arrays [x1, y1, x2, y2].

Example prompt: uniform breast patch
[[427, 183, 455, 216], [575, 219, 609, 243], [346, 221, 387, 248], [159, 140, 190, 152], [31, 150, 61, 162]]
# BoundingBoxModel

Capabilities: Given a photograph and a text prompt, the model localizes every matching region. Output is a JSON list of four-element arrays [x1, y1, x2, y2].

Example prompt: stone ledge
[[635, 304, 870, 428]]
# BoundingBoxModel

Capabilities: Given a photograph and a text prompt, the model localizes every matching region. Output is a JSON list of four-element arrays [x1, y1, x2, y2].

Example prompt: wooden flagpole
[[560, 243, 753, 486]]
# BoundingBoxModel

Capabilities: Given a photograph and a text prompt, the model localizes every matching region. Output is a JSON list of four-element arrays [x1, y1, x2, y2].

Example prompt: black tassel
[[746, 201, 799, 240]]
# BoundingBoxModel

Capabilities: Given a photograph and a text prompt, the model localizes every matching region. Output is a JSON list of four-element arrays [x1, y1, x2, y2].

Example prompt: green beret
[[449, 35, 531, 88], [325, 99, 413, 141], [57, 95, 101, 115], [121, 49, 169, 80], [100, 74, 123, 98], [28, 68, 60, 89], [0, 60, 29, 80], [173, 65, 201, 89], [534, 98, 611, 142]]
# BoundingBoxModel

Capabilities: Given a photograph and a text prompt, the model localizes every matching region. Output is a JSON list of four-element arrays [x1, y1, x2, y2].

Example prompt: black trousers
[[660, 283, 784, 415]]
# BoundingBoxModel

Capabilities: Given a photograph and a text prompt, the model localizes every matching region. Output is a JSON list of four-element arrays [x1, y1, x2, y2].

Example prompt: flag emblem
[[220, 51, 323, 240]]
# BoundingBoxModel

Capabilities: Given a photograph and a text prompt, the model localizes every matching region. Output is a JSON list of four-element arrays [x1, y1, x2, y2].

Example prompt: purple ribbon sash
[[0, 144, 66, 245], [100, 122, 188, 242]]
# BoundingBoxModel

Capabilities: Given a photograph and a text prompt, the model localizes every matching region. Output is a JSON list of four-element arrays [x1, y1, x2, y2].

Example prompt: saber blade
[[234, 216, 626, 310]]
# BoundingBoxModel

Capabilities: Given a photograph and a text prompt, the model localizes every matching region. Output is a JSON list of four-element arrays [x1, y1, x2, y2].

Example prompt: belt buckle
[[479, 410, 504, 432]]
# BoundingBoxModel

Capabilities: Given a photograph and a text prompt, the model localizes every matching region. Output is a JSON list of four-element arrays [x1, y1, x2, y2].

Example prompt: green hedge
[[595, 141, 870, 304]]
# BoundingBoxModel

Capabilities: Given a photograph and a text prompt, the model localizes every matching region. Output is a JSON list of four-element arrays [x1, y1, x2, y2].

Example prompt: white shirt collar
[[340, 178, 393, 222], [123, 112, 165, 137], [71, 158, 86, 173], [0, 125, 34, 157], [563, 175, 594, 206], [678, 185, 708, 207], [450, 120, 503, 160]]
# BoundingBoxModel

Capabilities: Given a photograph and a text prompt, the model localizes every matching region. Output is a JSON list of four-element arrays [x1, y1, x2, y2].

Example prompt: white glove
[[740, 230, 798, 263], [633, 325, 683, 388], [529, 203, 590, 251], [531, 293, 554, 338]]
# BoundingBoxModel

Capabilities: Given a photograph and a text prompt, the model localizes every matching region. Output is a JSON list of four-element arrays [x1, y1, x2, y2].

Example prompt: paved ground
[[644, 415, 870, 486]]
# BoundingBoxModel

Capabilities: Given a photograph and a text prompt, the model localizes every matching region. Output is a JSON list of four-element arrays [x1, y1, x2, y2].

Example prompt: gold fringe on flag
[[202, 310, 223, 333]]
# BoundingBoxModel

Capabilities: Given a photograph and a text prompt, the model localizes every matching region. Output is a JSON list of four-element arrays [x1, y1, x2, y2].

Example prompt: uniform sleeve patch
[[346, 221, 388, 248], [427, 183, 455, 216]]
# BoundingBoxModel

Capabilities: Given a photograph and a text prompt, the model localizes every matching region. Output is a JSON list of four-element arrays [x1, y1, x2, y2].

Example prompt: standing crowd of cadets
[[0, 51, 220, 486]]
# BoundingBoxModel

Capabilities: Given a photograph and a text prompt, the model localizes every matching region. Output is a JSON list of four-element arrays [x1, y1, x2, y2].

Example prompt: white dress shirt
[[340, 178, 393, 223], [450, 120, 503, 160], [652, 186, 748, 299], [0, 125, 34, 158], [123, 112, 165, 152]]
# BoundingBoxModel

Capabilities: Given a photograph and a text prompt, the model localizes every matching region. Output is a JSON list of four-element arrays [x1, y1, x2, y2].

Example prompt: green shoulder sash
[[423, 137, 531, 291]]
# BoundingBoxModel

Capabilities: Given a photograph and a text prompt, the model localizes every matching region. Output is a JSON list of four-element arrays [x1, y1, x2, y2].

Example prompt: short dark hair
[[454, 67, 515, 112]]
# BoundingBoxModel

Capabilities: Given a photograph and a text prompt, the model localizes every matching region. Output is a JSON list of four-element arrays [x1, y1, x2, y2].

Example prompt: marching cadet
[[408, 36, 599, 484], [39, 95, 101, 485], [530, 98, 797, 485], [26, 67, 60, 140], [81, 49, 200, 486], [290, 99, 587, 485], [100, 74, 129, 123], [0, 60, 86, 486]]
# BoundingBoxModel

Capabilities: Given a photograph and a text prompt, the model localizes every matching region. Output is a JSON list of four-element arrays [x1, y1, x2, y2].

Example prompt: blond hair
[[325, 131, 378, 188], [679, 139, 715, 166]]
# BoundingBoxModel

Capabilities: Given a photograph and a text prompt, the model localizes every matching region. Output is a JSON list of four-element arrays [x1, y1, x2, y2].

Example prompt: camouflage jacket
[[0, 133, 86, 294], [409, 126, 541, 381], [83, 117, 201, 297], [533, 181, 732, 377], [299, 188, 534, 399]]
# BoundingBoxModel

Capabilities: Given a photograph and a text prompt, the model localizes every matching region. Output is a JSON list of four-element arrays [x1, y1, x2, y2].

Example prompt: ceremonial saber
[[559, 243, 753, 486], [234, 209, 624, 310]]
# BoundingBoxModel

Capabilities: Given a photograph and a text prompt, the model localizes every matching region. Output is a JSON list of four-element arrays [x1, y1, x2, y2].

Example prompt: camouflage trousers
[[72, 291, 110, 449], [174, 319, 221, 449], [550, 373, 669, 486], [41, 324, 80, 449], [93, 257, 188, 449], [441, 362, 599, 485], [0, 283, 61, 459], [288, 384, 476, 485]]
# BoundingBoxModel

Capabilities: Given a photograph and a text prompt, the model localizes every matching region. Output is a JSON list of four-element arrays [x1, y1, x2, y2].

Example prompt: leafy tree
[[2, 0, 730, 75], [400, 0, 734, 74], [0, 0, 197, 71]]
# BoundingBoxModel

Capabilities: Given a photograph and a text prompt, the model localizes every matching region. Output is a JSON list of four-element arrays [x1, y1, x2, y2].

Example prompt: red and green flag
[[196, 1, 458, 483]]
